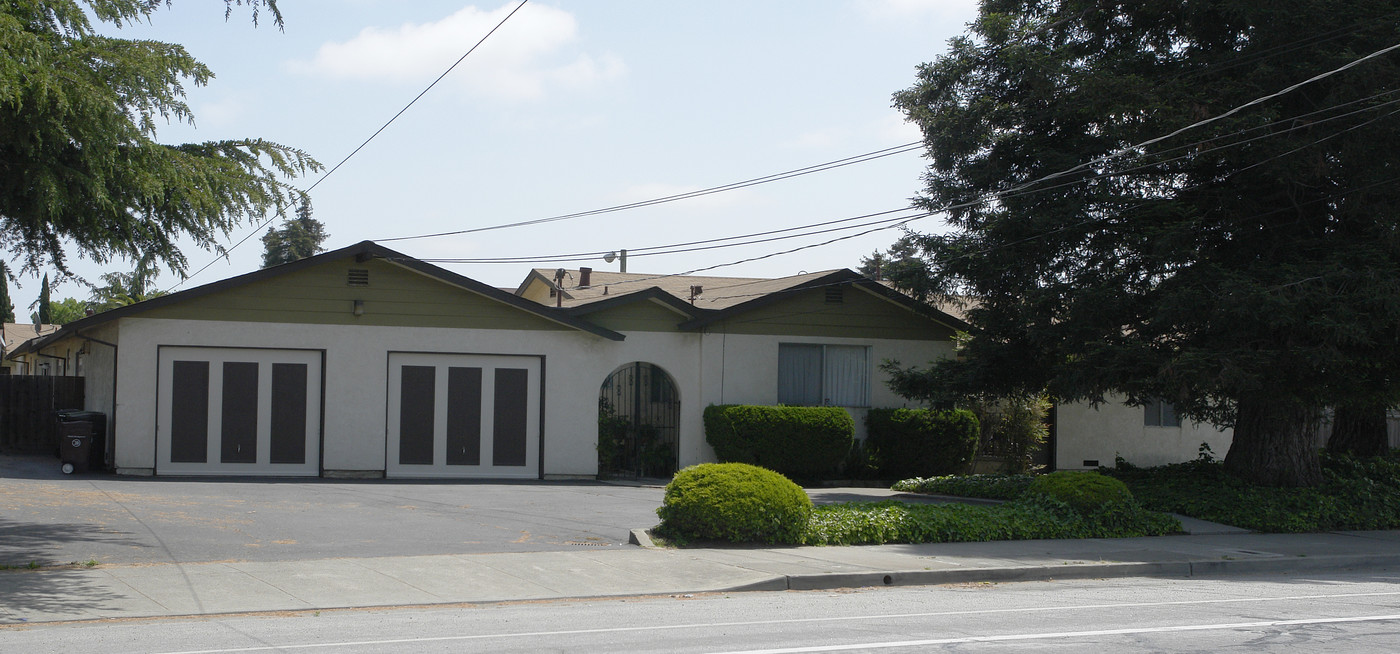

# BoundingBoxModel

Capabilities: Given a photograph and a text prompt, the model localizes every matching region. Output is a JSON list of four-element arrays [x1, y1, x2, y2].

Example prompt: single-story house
[[11, 241, 963, 478], [2, 322, 60, 374]]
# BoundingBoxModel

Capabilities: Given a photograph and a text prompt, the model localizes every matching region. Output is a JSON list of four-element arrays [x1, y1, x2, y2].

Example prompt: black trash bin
[[59, 421, 93, 475], [56, 410, 108, 473]]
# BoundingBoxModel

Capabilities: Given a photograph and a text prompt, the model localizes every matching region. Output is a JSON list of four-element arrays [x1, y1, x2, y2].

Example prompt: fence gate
[[0, 376, 85, 454], [598, 362, 679, 479]]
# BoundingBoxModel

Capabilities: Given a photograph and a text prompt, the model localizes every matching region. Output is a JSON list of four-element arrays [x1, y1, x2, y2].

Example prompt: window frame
[[776, 343, 871, 408], [1144, 398, 1182, 427]]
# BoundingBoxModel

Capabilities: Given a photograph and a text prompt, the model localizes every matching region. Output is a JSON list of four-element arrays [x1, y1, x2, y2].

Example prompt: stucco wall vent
[[347, 269, 370, 287]]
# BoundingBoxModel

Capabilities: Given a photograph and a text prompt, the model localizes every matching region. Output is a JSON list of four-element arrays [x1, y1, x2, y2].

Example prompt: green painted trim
[[707, 287, 954, 340], [138, 259, 575, 332]]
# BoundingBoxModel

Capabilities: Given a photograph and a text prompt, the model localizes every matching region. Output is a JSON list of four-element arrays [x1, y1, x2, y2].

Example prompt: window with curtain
[[777, 344, 869, 407]]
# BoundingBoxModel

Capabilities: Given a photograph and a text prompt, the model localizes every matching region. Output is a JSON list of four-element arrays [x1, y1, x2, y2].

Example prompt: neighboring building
[[1, 322, 61, 375], [13, 241, 964, 478], [1053, 397, 1232, 470]]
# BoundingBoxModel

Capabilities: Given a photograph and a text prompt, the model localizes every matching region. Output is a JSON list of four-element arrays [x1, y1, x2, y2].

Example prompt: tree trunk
[[1327, 403, 1390, 457], [1224, 397, 1323, 487]]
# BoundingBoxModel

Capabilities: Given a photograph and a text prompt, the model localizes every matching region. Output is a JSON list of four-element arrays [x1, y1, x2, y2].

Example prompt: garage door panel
[[157, 347, 322, 476], [169, 360, 210, 464], [220, 362, 259, 464], [398, 365, 437, 465], [270, 363, 309, 465], [387, 353, 540, 479], [446, 367, 483, 466], [492, 368, 529, 467]]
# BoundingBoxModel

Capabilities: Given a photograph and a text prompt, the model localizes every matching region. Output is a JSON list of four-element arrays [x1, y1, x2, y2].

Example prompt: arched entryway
[[598, 362, 679, 479]]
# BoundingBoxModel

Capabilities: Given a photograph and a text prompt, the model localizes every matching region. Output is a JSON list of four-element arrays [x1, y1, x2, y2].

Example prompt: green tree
[[0, 263, 14, 323], [859, 234, 938, 301], [47, 298, 88, 324], [88, 255, 165, 312], [0, 0, 320, 277], [888, 0, 1400, 486], [261, 203, 329, 268], [36, 274, 51, 324]]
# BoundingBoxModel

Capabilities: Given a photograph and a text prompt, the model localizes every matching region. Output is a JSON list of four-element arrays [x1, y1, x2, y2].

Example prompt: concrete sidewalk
[[2, 529, 1398, 625]]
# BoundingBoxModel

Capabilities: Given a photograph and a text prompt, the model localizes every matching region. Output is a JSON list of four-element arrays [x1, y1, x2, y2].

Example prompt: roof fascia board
[[33, 241, 625, 344], [676, 269, 968, 333]]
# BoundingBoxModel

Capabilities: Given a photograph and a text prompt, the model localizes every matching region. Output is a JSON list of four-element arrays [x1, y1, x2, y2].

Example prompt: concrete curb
[[741, 554, 1400, 593]]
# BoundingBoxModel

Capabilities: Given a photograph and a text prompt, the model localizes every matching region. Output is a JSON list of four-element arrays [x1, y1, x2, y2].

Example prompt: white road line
[[146, 591, 1400, 654], [707, 614, 1400, 653]]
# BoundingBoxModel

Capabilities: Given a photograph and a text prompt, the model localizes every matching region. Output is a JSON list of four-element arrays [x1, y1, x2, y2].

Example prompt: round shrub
[[656, 463, 812, 544], [1027, 471, 1133, 513]]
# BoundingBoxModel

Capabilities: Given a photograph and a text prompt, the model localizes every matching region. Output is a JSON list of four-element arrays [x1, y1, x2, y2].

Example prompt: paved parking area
[[0, 455, 667, 566]]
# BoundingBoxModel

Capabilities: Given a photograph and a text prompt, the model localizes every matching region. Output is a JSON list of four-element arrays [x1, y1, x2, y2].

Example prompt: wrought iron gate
[[598, 362, 679, 478]]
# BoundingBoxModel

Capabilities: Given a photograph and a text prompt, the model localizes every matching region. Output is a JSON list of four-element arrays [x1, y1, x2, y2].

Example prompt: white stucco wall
[[703, 331, 953, 441], [1055, 398, 1233, 469], [108, 317, 954, 477]]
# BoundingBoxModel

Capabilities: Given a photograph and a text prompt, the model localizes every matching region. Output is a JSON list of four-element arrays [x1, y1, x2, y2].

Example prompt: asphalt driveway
[[0, 455, 668, 566]]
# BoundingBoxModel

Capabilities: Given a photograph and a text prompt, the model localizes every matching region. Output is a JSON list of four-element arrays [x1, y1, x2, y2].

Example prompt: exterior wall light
[[353, 299, 365, 316]]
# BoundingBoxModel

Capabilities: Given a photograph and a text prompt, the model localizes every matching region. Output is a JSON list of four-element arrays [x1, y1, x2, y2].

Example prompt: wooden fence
[[0, 375, 85, 454]]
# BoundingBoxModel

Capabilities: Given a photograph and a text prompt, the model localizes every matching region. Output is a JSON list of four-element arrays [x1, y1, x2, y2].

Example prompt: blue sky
[[19, 0, 981, 314]]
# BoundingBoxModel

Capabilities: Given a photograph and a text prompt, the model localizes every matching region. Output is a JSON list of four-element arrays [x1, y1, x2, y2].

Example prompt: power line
[[415, 208, 920, 264], [170, 0, 532, 292], [1005, 38, 1400, 194], [374, 142, 924, 242]]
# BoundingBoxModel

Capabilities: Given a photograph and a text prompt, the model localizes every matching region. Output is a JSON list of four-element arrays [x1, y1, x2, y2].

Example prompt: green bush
[[1027, 471, 1133, 513], [865, 408, 979, 479], [892, 473, 1034, 500], [655, 463, 812, 544], [703, 405, 853, 479], [967, 395, 1050, 474], [801, 497, 1180, 546], [1104, 452, 1400, 532]]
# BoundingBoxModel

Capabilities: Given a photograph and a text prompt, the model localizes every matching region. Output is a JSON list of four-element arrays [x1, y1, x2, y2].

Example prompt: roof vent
[[825, 287, 844, 304], [347, 268, 370, 287]]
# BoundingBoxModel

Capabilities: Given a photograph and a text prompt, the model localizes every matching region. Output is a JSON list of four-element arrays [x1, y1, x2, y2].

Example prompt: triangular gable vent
[[347, 268, 370, 287]]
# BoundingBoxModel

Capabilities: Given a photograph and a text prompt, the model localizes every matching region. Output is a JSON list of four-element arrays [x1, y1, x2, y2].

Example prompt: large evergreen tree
[[261, 203, 329, 268], [889, 0, 1400, 486], [0, 0, 320, 276]]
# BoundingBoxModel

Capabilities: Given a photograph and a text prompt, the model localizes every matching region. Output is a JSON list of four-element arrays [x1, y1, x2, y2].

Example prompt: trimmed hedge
[[655, 463, 812, 544], [1027, 471, 1133, 513], [865, 408, 979, 479], [802, 497, 1180, 545], [892, 473, 1034, 500], [703, 405, 854, 479]]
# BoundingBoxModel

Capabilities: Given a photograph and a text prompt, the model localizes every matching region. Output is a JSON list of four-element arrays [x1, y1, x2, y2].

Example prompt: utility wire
[[170, 0, 532, 292], [415, 89, 1400, 271], [375, 142, 924, 242], [415, 208, 919, 264], [1004, 39, 1400, 194]]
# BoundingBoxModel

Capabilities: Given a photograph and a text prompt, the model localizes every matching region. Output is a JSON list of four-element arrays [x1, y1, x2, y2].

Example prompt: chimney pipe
[[579, 267, 592, 288]]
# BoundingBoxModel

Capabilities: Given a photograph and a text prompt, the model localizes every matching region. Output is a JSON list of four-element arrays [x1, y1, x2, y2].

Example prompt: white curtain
[[822, 345, 869, 407], [778, 344, 822, 405]]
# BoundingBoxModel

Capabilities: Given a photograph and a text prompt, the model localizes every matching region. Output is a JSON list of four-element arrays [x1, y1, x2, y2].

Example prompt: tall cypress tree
[[37, 274, 51, 325], [0, 263, 14, 323]]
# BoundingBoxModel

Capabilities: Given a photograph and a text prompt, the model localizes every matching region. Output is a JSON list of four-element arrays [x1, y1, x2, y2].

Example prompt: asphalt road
[[5, 572, 1400, 653], [0, 455, 667, 565]]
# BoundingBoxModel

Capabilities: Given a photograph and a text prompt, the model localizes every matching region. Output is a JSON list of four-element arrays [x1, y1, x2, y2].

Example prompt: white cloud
[[290, 3, 624, 101], [875, 111, 923, 144]]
